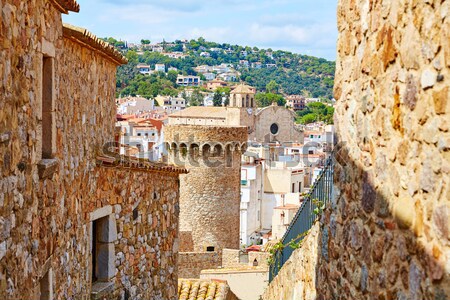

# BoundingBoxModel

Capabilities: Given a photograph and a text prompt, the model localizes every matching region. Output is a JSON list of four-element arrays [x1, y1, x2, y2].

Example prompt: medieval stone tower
[[229, 83, 256, 108], [165, 125, 248, 253]]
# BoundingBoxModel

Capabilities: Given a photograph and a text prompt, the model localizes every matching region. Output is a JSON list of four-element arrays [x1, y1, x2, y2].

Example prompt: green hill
[[108, 37, 335, 101]]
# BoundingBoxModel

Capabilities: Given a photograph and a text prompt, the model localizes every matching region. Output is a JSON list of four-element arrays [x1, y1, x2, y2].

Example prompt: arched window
[[202, 144, 211, 159], [225, 144, 233, 167], [212, 144, 223, 157], [190, 143, 200, 160], [179, 143, 187, 157]]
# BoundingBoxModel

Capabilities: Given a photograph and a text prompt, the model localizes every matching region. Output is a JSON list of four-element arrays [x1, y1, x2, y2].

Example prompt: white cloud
[[188, 27, 233, 42], [66, 0, 338, 59]]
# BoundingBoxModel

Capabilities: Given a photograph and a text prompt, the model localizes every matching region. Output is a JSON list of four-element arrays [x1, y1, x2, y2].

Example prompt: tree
[[189, 90, 203, 106], [213, 91, 223, 106], [125, 51, 139, 64], [141, 39, 151, 45], [298, 113, 317, 124], [255, 92, 285, 107], [295, 102, 334, 124], [167, 70, 178, 84], [266, 80, 279, 93], [115, 41, 126, 48]]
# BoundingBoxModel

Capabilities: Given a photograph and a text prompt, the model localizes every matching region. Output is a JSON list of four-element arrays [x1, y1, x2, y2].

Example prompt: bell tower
[[229, 83, 256, 108]]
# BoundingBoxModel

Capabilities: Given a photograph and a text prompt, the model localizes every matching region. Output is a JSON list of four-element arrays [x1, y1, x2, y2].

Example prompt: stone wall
[[178, 252, 221, 279], [264, 1, 449, 299], [262, 223, 320, 300], [221, 249, 241, 268], [253, 105, 304, 143], [248, 251, 270, 269], [0, 1, 182, 299], [323, 0, 449, 298], [165, 125, 248, 253], [92, 167, 180, 299]]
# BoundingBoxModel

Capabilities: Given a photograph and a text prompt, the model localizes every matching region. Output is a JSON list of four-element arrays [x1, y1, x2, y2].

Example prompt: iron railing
[[269, 154, 334, 282]]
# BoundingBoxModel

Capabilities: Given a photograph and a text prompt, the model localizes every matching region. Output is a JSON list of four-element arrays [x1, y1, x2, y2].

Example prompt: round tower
[[165, 125, 247, 253]]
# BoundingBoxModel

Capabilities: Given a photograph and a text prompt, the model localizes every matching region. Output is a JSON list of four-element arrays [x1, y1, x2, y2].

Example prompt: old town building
[[0, 1, 186, 299]]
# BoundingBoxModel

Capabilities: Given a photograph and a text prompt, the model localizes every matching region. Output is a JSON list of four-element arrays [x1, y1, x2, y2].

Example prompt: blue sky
[[63, 0, 337, 60]]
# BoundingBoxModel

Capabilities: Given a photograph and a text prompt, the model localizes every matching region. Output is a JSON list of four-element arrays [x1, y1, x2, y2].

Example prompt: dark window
[[92, 220, 98, 282], [39, 270, 51, 300], [42, 57, 54, 159], [92, 216, 114, 283], [292, 183, 295, 193], [206, 246, 215, 252], [270, 123, 279, 135]]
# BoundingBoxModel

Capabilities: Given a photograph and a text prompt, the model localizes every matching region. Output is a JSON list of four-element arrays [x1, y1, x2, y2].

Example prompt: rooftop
[[178, 279, 234, 300], [63, 24, 127, 65], [201, 266, 268, 274], [274, 204, 300, 210], [230, 83, 255, 94], [169, 106, 227, 119], [51, 0, 80, 13]]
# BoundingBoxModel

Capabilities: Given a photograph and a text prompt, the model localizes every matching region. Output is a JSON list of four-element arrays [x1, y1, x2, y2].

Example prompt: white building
[[203, 93, 214, 107], [262, 160, 305, 239], [116, 118, 164, 161], [155, 95, 186, 111], [218, 72, 238, 82], [117, 97, 154, 115], [271, 203, 299, 240], [154, 64, 165, 72], [136, 63, 151, 75], [213, 64, 230, 74], [194, 65, 213, 74], [176, 75, 200, 86], [240, 152, 264, 246], [203, 72, 216, 81], [239, 60, 249, 67]]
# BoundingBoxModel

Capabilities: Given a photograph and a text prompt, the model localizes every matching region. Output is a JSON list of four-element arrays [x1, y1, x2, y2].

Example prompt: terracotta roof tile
[[63, 23, 127, 65], [178, 279, 231, 300]]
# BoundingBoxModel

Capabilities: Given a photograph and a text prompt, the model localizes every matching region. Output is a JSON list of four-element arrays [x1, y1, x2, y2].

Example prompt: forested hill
[[107, 37, 335, 100]]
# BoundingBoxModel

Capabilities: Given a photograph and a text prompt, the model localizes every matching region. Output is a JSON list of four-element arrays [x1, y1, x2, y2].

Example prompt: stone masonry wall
[[262, 223, 320, 300], [0, 1, 182, 299], [263, 1, 449, 299], [322, 0, 450, 298], [178, 252, 221, 279], [221, 248, 244, 268], [90, 167, 180, 300], [165, 125, 248, 253]]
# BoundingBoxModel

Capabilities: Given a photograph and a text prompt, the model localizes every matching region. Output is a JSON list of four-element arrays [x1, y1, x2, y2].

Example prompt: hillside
[[108, 38, 335, 101]]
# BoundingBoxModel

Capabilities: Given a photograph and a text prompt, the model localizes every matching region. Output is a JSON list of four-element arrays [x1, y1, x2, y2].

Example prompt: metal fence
[[269, 154, 334, 282]]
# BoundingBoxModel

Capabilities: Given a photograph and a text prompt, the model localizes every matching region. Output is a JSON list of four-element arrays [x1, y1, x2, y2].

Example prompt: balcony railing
[[269, 154, 334, 282]]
